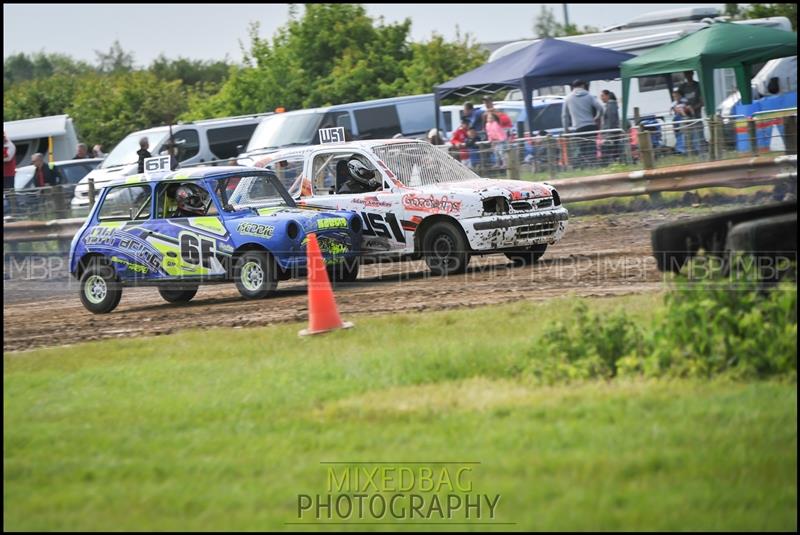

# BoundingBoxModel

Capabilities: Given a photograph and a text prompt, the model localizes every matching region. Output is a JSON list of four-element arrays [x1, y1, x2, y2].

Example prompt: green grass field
[[4, 294, 797, 531]]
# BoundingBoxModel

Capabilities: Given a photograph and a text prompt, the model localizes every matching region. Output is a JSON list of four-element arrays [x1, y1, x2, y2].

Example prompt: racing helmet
[[347, 157, 376, 186], [174, 183, 207, 216]]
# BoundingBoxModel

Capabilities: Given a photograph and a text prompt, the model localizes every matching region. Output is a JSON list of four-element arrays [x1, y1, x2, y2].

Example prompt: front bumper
[[463, 206, 569, 251]]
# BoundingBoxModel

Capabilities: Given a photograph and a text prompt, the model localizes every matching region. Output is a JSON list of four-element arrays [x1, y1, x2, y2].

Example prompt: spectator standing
[[562, 80, 603, 167], [670, 89, 693, 155], [92, 144, 106, 158], [462, 102, 484, 131], [600, 90, 621, 164], [31, 153, 58, 187], [73, 143, 90, 159], [136, 137, 151, 174], [161, 141, 180, 171], [485, 112, 508, 168], [4, 132, 16, 190], [678, 70, 703, 155]]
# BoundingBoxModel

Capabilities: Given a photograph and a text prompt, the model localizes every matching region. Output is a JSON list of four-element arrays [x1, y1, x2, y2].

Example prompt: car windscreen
[[530, 103, 563, 131], [372, 142, 480, 187], [102, 131, 168, 169], [246, 113, 323, 152], [223, 173, 296, 210], [59, 163, 96, 185], [14, 166, 36, 189]]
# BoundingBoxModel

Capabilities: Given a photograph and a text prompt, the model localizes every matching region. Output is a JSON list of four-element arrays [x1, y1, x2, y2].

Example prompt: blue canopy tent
[[435, 38, 635, 134]]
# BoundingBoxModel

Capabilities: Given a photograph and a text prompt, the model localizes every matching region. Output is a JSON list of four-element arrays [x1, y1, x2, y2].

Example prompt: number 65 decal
[[179, 232, 217, 268]]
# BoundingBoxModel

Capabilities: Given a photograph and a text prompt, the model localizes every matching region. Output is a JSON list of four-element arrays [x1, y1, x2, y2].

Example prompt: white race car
[[252, 138, 568, 275]]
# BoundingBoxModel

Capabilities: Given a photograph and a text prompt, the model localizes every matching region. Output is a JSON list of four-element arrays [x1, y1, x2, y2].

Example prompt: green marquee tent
[[621, 22, 797, 125]]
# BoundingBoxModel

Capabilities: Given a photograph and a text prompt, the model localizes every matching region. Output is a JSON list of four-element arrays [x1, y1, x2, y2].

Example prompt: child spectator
[[449, 119, 471, 164], [485, 112, 508, 168]]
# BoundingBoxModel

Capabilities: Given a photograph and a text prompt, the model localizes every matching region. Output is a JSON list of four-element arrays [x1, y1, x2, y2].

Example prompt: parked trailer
[[3, 115, 80, 167]]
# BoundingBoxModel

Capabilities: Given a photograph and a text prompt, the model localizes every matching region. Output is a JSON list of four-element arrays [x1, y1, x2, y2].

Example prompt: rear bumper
[[464, 206, 569, 250]]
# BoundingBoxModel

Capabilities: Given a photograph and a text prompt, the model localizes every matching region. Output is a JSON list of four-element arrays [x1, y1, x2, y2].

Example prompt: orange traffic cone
[[299, 233, 353, 336]]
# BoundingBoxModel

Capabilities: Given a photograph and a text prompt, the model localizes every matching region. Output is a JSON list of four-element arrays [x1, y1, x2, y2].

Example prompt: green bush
[[524, 279, 797, 384], [524, 302, 646, 384]]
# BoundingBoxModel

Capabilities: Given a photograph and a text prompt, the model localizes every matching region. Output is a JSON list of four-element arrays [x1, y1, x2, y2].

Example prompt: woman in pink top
[[485, 112, 507, 168]]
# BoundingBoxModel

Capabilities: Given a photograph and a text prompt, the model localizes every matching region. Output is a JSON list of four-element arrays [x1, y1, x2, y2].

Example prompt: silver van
[[71, 114, 269, 208], [238, 94, 445, 164]]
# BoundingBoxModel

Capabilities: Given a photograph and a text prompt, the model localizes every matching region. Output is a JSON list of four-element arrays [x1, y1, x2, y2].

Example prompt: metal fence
[[442, 110, 797, 181], [3, 111, 796, 222], [3, 184, 80, 221]]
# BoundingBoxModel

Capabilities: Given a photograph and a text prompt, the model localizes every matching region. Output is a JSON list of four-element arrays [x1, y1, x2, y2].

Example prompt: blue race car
[[69, 166, 362, 313]]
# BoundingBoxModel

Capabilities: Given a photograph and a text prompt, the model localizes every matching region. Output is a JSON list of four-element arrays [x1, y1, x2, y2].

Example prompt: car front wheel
[[423, 221, 470, 276], [79, 263, 122, 314], [234, 250, 278, 299]]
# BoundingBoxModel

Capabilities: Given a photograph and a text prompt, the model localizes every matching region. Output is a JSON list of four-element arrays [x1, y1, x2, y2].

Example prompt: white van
[[71, 114, 268, 208], [3, 115, 80, 166]]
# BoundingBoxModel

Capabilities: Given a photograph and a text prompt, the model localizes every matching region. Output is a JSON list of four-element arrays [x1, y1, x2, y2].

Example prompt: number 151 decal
[[360, 212, 405, 243]]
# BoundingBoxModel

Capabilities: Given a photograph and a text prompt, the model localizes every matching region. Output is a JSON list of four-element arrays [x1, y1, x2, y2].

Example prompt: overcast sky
[[4, 3, 727, 66]]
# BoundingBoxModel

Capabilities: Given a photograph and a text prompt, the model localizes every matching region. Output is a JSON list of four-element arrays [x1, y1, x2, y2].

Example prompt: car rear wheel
[[79, 263, 122, 314], [158, 286, 198, 304], [423, 221, 470, 276], [505, 243, 548, 266], [234, 250, 278, 299]]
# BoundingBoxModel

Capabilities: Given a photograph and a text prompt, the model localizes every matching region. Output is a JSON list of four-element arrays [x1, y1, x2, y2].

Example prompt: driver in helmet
[[338, 156, 381, 194], [172, 183, 208, 217]]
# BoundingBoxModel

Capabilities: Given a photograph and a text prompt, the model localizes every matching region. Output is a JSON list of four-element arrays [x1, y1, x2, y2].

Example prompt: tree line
[[3, 4, 487, 151]]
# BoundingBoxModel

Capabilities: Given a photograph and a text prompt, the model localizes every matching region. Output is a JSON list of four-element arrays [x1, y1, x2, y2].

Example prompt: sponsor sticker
[[237, 222, 275, 238], [402, 193, 462, 214], [317, 217, 348, 230], [353, 196, 392, 208], [110, 256, 149, 274]]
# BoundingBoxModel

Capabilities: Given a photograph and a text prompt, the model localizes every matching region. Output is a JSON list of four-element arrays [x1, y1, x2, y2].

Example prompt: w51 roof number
[[319, 127, 346, 144]]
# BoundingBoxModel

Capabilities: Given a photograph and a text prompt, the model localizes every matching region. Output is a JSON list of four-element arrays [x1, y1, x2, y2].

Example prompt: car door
[[90, 183, 159, 282], [303, 149, 408, 254], [139, 181, 232, 279]]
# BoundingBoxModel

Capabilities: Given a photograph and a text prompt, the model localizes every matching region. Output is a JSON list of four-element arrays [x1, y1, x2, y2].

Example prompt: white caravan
[[3, 115, 80, 166], [493, 7, 794, 120]]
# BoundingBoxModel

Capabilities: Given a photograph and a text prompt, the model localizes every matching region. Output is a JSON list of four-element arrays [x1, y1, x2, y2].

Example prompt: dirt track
[[4, 210, 691, 352]]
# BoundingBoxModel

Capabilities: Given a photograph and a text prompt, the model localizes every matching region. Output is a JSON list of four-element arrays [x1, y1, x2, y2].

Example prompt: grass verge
[[4, 294, 797, 531]]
